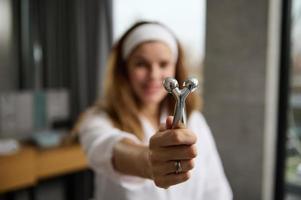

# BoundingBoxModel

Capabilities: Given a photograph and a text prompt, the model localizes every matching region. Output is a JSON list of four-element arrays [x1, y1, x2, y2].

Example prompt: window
[[113, 0, 206, 72]]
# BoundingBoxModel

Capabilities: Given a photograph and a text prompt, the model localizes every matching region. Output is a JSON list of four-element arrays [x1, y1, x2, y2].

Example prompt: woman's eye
[[160, 61, 169, 68], [135, 61, 147, 67]]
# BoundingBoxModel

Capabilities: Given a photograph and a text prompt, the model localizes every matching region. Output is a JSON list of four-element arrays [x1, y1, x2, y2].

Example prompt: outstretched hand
[[148, 116, 197, 188]]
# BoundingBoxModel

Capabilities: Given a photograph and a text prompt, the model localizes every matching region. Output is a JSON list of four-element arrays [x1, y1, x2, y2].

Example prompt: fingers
[[149, 116, 198, 188], [150, 129, 197, 148], [154, 171, 191, 189], [165, 116, 173, 129], [158, 116, 173, 131], [158, 123, 166, 131], [152, 160, 195, 176], [165, 116, 185, 129], [148, 142, 197, 188], [158, 116, 185, 132], [150, 145, 197, 161]]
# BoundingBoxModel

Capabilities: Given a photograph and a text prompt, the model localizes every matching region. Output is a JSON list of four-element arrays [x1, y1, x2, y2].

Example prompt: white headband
[[122, 24, 178, 60]]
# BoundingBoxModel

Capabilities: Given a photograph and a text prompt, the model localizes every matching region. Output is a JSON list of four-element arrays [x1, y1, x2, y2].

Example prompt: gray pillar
[[204, 1, 271, 199]]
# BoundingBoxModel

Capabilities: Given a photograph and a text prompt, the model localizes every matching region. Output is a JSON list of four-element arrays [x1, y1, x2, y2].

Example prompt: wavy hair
[[75, 21, 202, 141]]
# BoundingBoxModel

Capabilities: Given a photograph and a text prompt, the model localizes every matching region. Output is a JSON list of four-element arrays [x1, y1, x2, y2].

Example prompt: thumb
[[166, 116, 173, 129]]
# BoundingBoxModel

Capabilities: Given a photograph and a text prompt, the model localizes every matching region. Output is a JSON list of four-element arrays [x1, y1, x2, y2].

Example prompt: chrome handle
[[163, 77, 198, 128]]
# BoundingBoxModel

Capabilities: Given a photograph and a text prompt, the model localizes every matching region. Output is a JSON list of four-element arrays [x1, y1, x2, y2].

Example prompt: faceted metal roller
[[163, 77, 199, 128]]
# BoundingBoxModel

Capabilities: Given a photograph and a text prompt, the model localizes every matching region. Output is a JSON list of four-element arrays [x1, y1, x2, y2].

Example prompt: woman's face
[[127, 41, 176, 107]]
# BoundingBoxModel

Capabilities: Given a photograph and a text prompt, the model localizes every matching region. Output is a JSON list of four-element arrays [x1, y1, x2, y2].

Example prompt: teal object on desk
[[32, 130, 62, 148]]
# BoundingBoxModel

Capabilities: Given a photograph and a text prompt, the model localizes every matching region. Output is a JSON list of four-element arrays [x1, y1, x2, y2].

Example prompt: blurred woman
[[76, 21, 232, 200]]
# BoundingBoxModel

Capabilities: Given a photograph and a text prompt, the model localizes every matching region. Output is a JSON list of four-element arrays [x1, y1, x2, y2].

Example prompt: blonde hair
[[75, 21, 202, 141]]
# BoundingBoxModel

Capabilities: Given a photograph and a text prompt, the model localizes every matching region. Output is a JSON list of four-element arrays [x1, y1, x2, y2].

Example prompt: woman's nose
[[149, 64, 160, 79]]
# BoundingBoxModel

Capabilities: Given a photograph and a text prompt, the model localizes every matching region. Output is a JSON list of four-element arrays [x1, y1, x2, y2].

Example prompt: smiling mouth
[[143, 85, 162, 93]]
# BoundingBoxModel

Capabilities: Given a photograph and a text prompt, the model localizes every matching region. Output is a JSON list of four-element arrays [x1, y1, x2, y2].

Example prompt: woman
[[77, 21, 232, 200]]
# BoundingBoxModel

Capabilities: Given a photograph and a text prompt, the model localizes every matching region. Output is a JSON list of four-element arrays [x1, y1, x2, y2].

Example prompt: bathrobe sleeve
[[78, 112, 146, 189]]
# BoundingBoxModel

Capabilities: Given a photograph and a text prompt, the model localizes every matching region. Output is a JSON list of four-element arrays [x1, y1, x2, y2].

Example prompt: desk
[[0, 144, 88, 194]]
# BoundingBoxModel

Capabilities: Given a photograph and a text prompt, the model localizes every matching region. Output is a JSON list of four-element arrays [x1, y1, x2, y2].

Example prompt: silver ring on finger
[[175, 160, 182, 174]]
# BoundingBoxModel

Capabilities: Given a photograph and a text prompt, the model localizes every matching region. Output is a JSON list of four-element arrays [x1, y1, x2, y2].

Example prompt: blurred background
[[0, 0, 300, 199]]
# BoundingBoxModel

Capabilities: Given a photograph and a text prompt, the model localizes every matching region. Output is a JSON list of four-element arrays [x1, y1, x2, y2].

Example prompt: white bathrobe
[[79, 110, 233, 200]]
